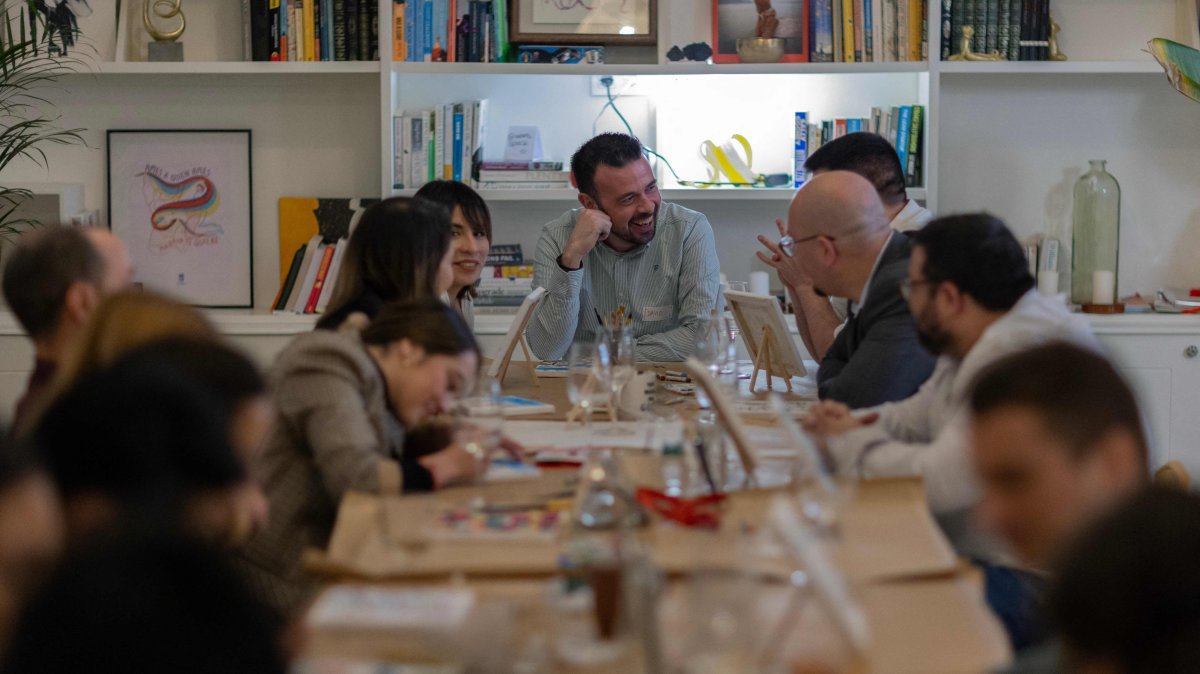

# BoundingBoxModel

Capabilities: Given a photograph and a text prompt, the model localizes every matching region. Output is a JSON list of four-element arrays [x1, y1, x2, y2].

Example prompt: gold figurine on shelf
[[143, 0, 186, 61], [1048, 15, 1068, 61], [947, 26, 1004, 61]]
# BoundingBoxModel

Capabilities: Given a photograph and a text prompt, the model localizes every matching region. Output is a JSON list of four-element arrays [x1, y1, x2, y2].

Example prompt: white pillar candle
[[749, 271, 771, 296], [1092, 270, 1115, 305], [1037, 270, 1059, 296]]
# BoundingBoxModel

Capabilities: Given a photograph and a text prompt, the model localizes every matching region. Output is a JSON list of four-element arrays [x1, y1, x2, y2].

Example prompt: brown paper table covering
[[304, 573, 1011, 674], [315, 465, 957, 585]]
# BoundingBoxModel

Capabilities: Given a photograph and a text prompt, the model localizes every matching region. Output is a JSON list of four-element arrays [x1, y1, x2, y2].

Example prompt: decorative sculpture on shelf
[[1048, 15, 1068, 61], [143, 0, 186, 62], [947, 26, 1003, 61]]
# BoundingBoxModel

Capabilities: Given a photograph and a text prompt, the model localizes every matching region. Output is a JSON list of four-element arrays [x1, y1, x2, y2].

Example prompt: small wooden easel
[[749, 325, 796, 392], [565, 371, 618, 425], [494, 333, 539, 386]]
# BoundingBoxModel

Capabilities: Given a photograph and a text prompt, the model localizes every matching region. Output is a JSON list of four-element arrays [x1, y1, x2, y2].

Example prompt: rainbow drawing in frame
[[107, 130, 254, 308]]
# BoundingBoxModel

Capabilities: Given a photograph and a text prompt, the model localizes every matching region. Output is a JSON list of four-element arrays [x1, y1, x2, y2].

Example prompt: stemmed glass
[[598, 326, 636, 436], [723, 282, 748, 380], [567, 339, 612, 439]]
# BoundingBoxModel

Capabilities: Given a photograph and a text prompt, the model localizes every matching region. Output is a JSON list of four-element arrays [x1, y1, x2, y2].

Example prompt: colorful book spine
[[794, 112, 809, 188], [280, 0, 290, 60], [303, 0, 316, 60], [842, 0, 856, 61], [451, 107, 464, 182], [881, 0, 896, 60], [393, 1, 405, 60], [492, 0, 509, 62], [908, 0, 923, 61], [316, 239, 348, 313], [289, 235, 323, 313], [853, 0, 865, 61], [906, 104, 923, 186], [897, 0, 909, 61], [812, 0, 834, 62], [863, 0, 874, 60], [422, 0, 434, 61], [435, 105, 447, 179], [832, 0, 843, 62], [269, 0, 282, 60], [304, 243, 337, 313], [460, 101, 473, 183], [470, 99, 488, 181], [333, 0, 346, 60], [287, 0, 297, 60], [895, 106, 912, 178]]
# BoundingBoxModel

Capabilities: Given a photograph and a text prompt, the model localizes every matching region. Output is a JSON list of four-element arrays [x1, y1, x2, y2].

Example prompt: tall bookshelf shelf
[[1, 0, 1194, 312]]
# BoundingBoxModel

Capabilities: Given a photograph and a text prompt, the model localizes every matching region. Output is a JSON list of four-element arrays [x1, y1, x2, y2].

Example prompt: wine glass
[[724, 282, 748, 379], [453, 375, 504, 486], [567, 339, 612, 438]]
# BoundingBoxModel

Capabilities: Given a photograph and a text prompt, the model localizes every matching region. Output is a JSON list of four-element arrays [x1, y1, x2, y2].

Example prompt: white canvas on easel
[[724, 290, 807, 391], [486, 286, 546, 383]]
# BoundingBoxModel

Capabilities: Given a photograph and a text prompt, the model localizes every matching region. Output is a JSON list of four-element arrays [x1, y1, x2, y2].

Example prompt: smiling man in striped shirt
[[526, 133, 721, 362]]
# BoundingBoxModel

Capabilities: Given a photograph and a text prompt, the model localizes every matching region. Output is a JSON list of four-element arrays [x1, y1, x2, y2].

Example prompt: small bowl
[[736, 37, 785, 64]]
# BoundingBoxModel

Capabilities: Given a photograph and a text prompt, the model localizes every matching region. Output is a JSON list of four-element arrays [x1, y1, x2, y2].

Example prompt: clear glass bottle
[[1071, 160, 1121, 305]]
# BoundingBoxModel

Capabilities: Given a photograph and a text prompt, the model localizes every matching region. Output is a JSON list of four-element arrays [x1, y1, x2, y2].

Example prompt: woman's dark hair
[[33, 357, 244, 514], [415, 180, 493, 301], [910, 213, 1035, 312], [361, 297, 480, 360], [318, 197, 452, 329]]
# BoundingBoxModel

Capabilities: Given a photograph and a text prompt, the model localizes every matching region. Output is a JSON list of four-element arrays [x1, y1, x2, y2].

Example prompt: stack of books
[[801, 104, 926, 187], [392, 0, 510, 63], [474, 244, 533, 314], [474, 161, 569, 191], [393, 99, 488, 190], [273, 235, 348, 314], [244, 0, 379, 62], [941, 0, 1055, 61]]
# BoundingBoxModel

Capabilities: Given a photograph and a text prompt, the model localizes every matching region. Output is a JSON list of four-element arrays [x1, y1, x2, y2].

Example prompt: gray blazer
[[238, 328, 406, 615], [817, 233, 936, 408]]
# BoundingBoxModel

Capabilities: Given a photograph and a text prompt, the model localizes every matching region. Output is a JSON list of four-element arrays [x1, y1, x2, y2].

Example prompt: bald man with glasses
[[757, 171, 934, 408]]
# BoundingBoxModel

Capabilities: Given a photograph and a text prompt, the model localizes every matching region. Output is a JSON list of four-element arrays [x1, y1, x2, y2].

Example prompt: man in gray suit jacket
[[758, 171, 934, 407]]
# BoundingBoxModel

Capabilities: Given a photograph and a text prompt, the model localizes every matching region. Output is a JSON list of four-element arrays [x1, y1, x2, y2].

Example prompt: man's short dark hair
[[911, 213, 1034, 311], [570, 132, 645, 200], [969, 342, 1149, 470], [804, 132, 907, 206], [2, 226, 105, 340], [1051, 487, 1200, 674]]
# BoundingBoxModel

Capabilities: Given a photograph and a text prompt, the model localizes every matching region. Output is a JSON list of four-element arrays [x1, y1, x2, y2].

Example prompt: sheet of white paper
[[503, 126, 543, 162]]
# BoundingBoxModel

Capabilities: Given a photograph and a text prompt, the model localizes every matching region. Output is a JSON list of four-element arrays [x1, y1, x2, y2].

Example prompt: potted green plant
[[0, 0, 86, 244]]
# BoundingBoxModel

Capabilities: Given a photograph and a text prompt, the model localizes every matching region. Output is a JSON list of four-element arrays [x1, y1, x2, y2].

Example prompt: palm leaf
[[1148, 37, 1200, 104], [0, 1, 86, 239]]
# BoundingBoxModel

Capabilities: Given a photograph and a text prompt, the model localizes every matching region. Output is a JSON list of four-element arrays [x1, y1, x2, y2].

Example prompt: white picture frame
[[724, 290, 808, 383], [486, 286, 546, 381]]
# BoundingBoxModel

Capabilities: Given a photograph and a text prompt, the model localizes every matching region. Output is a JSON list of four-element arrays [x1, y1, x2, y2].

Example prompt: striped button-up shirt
[[526, 202, 721, 362]]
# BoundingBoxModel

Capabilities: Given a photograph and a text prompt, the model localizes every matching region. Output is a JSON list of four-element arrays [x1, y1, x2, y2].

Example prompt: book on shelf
[[479, 160, 563, 171], [476, 168, 570, 182], [485, 244, 522, 265], [303, 243, 337, 313], [905, 105, 923, 187], [248, 0, 376, 61]]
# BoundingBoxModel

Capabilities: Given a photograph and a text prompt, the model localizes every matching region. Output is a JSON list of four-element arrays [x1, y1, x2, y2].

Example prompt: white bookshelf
[[0, 0, 1193, 311]]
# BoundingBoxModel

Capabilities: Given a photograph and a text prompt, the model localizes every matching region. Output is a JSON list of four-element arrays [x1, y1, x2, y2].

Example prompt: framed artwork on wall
[[107, 129, 254, 308], [510, 0, 657, 45], [712, 0, 810, 63]]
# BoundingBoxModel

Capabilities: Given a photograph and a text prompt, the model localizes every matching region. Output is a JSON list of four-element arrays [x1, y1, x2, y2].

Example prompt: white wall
[[0, 73, 381, 309], [938, 73, 1200, 298]]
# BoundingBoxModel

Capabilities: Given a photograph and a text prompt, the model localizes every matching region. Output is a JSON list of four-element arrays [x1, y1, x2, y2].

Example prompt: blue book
[[847, 118, 862, 133], [498, 396, 555, 415], [811, 0, 834, 62], [794, 111, 808, 188], [405, 0, 415, 61], [422, 0, 434, 61], [895, 106, 912, 177], [451, 110, 464, 181], [279, 0, 289, 58], [320, 0, 332, 60], [433, 0, 448, 61], [863, 0, 873, 60]]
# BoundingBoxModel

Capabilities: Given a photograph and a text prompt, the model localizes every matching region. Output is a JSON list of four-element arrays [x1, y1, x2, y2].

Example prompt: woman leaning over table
[[415, 180, 493, 329], [316, 197, 455, 331], [238, 298, 483, 615]]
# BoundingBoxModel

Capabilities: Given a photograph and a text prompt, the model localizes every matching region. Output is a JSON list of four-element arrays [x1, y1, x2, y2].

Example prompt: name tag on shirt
[[642, 305, 670, 322]]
